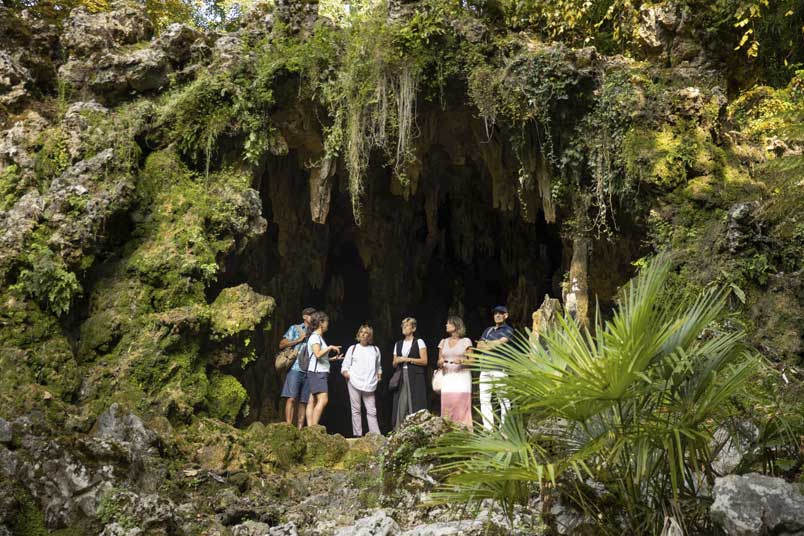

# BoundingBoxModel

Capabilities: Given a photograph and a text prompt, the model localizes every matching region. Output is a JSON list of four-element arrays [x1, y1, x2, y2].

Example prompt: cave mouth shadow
[[220, 139, 569, 433]]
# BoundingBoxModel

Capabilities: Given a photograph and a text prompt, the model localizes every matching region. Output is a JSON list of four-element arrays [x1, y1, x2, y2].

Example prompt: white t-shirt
[[394, 339, 426, 369], [396, 338, 426, 357], [342, 344, 381, 392], [307, 333, 329, 373]]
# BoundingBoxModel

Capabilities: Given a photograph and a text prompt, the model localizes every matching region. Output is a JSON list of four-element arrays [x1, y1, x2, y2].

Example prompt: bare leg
[[297, 403, 307, 429], [306, 395, 316, 426], [284, 397, 296, 425], [310, 393, 329, 426]]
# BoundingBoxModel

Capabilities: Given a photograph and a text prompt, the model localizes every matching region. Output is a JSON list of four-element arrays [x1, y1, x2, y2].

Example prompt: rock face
[[0, 8, 60, 112], [726, 201, 760, 253], [57, 4, 208, 103], [710, 473, 804, 535]]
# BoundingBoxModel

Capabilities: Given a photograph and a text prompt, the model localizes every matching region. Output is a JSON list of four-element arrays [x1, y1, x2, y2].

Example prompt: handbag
[[389, 367, 403, 391], [432, 368, 443, 393], [274, 346, 299, 373]]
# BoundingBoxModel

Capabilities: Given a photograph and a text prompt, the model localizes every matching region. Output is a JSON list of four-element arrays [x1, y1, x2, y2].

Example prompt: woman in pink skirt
[[437, 316, 474, 430]]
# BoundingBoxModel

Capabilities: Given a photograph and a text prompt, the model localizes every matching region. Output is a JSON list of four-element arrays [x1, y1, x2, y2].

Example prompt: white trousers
[[347, 382, 380, 436], [479, 370, 511, 431]]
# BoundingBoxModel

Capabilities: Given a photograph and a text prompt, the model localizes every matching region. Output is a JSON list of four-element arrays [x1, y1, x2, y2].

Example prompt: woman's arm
[[437, 342, 444, 368], [311, 342, 336, 358], [405, 345, 428, 367], [342, 346, 353, 378], [463, 339, 475, 364]]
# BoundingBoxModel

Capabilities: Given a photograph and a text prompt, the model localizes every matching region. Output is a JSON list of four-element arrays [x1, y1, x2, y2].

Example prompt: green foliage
[[10, 489, 48, 536], [12, 244, 82, 317], [741, 253, 774, 285], [159, 62, 277, 170], [97, 488, 138, 529], [729, 70, 804, 147], [33, 127, 71, 184], [428, 256, 761, 533], [0, 164, 22, 210], [470, 0, 639, 52]]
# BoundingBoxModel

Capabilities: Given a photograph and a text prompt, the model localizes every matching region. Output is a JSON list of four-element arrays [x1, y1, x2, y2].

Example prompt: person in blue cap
[[477, 305, 515, 431]]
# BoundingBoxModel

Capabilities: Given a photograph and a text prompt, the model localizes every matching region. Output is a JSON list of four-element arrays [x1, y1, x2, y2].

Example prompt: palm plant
[[427, 255, 760, 534]]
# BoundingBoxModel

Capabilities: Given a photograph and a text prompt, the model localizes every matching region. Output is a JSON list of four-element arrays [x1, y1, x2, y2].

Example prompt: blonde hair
[[446, 315, 466, 337], [400, 317, 417, 329], [355, 324, 374, 344]]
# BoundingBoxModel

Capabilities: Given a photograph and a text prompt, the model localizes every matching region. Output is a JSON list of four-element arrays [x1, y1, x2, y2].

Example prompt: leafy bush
[[12, 244, 82, 317], [428, 255, 761, 533]]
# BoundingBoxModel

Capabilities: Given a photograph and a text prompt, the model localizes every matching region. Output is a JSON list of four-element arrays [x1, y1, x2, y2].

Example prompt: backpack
[[297, 335, 313, 372]]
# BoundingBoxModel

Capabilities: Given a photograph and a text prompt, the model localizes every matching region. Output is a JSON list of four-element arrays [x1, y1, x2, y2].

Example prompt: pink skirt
[[441, 368, 472, 430]]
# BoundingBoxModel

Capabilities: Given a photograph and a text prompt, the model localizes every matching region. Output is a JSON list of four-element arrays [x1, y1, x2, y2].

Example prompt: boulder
[[0, 51, 31, 108], [62, 5, 154, 58], [710, 473, 804, 535], [0, 420, 10, 445], [333, 510, 399, 536], [94, 403, 158, 455], [155, 23, 204, 65], [60, 47, 170, 103], [399, 520, 485, 535], [725, 201, 759, 253], [232, 521, 273, 536]]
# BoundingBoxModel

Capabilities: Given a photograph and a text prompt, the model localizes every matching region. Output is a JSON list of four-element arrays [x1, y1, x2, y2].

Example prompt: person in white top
[[391, 317, 428, 429], [341, 324, 382, 436], [305, 311, 343, 427]]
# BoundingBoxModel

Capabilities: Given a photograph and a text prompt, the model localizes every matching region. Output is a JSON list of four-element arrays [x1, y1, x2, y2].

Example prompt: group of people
[[278, 306, 515, 436]]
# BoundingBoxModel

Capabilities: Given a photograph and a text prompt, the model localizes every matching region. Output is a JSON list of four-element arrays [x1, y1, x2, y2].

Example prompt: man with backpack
[[279, 307, 316, 428]]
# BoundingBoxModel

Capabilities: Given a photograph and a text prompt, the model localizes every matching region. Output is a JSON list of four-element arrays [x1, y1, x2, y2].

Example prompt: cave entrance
[[225, 127, 569, 434]]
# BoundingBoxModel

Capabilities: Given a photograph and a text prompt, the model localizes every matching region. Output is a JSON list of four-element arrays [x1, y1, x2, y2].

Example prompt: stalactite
[[309, 156, 335, 224], [472, 121, 515, 211]]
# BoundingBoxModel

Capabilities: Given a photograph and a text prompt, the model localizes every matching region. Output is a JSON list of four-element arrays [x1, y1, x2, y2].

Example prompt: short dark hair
[[302, 307, 316, 316]]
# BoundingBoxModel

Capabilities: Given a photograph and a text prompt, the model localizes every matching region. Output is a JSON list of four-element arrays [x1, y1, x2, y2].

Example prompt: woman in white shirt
[[305, 311, 342, 427], [341, 324, 382, 436]]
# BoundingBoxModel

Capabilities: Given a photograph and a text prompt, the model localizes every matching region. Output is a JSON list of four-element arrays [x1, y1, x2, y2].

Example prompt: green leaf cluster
[[428, 255, 762, 533]]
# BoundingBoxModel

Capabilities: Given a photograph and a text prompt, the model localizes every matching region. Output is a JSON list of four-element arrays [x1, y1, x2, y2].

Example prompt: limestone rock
[[711, 421, 759, 475], [0, 50, 31, 108], [60, 47, 170, 103], [726, 201, 759, 253], [94, 403, 158, 455], [267, 523, 299, 535], [209, 284, 275, 339], [0, 420, 11, 445], [710, 473, 804, 535], [62, 5, 154, 58], [97, 489, 179, 533], [400, 520, 485, 535], [380, 411, 454, 495], [274, 0, 319, 35], [155, 23, 204, 65], [334, 510, 399, 536], [232, 521, 273, 536]]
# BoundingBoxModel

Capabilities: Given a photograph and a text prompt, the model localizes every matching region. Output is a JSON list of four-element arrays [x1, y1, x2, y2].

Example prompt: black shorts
[[307, 371, 329, 395]]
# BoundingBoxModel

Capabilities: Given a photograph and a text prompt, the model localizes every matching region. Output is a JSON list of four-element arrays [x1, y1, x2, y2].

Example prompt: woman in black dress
[[391, 317, 429, 429]]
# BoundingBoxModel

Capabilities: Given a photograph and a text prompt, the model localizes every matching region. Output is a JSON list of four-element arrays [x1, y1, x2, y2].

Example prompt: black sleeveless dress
[[391, 337, 429, 429]]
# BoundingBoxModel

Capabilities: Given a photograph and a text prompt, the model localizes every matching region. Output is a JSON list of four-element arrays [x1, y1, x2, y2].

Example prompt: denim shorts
[[281, 369, 310, 403], [307, 371, 329, 395]]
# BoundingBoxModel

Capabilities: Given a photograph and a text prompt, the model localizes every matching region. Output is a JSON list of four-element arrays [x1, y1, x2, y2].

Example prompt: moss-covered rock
[[205, 372, 248, 424], [209, 284, 275, 340], [300, 425, 349, 467]]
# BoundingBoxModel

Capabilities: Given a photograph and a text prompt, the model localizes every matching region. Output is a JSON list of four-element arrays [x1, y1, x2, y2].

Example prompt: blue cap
[[492, 305, 508, 314]]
